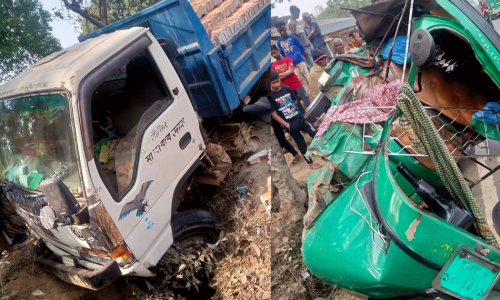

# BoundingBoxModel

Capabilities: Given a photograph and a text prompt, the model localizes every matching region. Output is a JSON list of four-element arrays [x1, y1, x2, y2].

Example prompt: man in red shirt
[[271, 44, 310, 114], [480, 0, 492, 22]]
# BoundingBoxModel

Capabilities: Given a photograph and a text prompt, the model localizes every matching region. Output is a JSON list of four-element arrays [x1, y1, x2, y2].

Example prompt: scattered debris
[[247, 150, 269, 165], [259, 177, 272, 216], [210, 123, 260, 158], [194, 143, 232, 185], [237, 185, 248, 196], [301, 271, 311, 281], [32, 289, 44, 296]]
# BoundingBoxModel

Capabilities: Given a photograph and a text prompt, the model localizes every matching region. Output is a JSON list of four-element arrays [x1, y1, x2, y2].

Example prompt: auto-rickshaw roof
[[0, 27, 150, 100], [350, 0, 500, 50]]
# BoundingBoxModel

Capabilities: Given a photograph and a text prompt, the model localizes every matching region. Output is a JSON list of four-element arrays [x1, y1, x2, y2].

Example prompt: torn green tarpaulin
[[304, 161, 337, 228], [307, 122, 381, 180]]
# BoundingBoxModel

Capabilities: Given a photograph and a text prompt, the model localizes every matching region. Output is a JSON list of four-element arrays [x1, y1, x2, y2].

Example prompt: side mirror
[[39, 178, 80, 225], [410, 29, 436, 93]]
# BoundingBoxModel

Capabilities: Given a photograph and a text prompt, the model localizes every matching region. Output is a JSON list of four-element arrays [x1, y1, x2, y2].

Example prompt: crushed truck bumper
[[35, 256, 121, 290]]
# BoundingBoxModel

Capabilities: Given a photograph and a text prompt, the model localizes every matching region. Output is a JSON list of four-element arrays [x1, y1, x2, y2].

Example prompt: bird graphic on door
[[119, 180, 153, 220]]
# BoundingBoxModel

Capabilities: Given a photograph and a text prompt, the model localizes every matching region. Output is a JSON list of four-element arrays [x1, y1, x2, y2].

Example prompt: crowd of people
[[270, 5, 365, 169]]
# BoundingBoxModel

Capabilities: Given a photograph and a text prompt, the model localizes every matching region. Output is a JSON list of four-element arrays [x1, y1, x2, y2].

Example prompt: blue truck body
[[79, 0, 271, 118]]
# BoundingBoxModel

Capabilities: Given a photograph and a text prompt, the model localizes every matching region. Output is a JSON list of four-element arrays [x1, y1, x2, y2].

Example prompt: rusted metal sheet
[[193, 143, 232, 186], [209, 123, 260, 159]]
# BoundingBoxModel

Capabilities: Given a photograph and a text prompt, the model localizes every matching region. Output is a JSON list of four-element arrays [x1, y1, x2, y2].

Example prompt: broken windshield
[[0, 93, 81, 192]]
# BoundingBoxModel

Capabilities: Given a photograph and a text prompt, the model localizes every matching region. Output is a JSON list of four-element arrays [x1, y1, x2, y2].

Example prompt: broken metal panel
[[193, 143, 232, 186], [304, 162, 337, 228], [209, 123, 260, 158], [302, 161, 438, 296]]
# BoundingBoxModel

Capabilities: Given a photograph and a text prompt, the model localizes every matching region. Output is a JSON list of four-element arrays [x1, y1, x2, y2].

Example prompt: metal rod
[[466, 157, 493, 171], [470, 164, 500, 188], [463, 176, 474, 184], [385, 0, 410, 81], [373, 11, 404, 57], [402, 0, 416, 82], [341, 8, 388, 16]]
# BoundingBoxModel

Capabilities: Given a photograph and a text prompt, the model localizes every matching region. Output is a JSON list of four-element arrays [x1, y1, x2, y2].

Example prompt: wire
[[349, 171, 389, 253]]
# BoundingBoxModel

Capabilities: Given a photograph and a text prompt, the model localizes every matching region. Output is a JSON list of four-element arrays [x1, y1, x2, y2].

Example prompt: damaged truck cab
[[303, 0, 500, 299], [0, 28, 206, 289], [0, 0, 270, 290]]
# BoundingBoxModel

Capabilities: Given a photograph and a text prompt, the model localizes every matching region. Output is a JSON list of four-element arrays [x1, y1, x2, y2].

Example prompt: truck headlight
[[109, 243, 135, 267]]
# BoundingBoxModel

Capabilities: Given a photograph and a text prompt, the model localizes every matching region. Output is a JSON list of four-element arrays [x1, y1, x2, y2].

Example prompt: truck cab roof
[[0, 27, 149, 101]]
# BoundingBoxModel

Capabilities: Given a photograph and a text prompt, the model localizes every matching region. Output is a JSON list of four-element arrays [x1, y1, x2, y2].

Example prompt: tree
[[0, 0, 62, 83], [271, 0, 289, 9], [317, 0, 371, 19], [312, 4, 324, 16], [56, 0, 164, 35]]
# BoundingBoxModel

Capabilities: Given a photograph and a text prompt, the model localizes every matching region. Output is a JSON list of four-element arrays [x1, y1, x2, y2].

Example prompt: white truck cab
[[0, 27, 213, 289]]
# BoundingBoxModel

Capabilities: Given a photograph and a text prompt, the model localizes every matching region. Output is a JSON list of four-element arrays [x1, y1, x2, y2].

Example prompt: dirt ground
[[270, 133, 362, 300], [0, 120, 271, 300]]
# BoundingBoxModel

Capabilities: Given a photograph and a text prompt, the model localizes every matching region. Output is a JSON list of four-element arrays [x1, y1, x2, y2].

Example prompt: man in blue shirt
[[302, 13, 333, 59], [275, 20, 310, 94]]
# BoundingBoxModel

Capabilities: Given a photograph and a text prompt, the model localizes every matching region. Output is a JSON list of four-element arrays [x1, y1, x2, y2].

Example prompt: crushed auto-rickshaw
[[302, 0, 500, 299]]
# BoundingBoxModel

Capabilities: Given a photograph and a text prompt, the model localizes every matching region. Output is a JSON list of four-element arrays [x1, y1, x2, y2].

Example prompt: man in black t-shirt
[[270, 70, 321, 170]]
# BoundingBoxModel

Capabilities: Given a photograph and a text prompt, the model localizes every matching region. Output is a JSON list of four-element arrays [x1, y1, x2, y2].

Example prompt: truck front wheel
[[172, 209, 217, 249], [158, 209, 217, 266]]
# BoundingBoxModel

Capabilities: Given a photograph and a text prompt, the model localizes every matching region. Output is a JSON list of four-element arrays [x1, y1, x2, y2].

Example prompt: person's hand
[[285, 122, 290, 130], [304, 50, 309, 57], [311, 28, 317, 35]]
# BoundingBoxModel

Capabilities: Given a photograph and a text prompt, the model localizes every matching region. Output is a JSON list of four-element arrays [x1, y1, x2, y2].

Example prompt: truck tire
[[171, 209, 217, 250], [305, 93, 331, 125], [158, 209, 217, 266]]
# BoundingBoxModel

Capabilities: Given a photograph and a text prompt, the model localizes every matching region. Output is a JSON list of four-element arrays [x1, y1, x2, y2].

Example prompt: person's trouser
[[304, 45, 315, 69], [271, 119, 298, 156], [317, 43, 333, 59], [294, 86, 310, 109], [294, 62, 309, 94], [242, 96, 272, 123], [286, 115, 317, 155]]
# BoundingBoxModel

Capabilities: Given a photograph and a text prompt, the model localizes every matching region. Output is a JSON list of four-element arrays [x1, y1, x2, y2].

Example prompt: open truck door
[[82, 31, 205, 265]]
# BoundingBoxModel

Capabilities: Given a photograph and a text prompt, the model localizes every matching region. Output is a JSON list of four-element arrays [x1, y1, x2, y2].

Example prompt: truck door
[[87, 35, 204, 261]]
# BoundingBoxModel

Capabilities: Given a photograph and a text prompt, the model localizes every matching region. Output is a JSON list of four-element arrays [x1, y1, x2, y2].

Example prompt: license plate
[[432, 246, 500, 300], [61, 255, 77, 267]]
